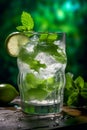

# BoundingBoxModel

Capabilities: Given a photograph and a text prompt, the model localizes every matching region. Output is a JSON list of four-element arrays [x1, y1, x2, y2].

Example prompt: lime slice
[[0, 84, 19, 104], [5, 32, 29, 57]]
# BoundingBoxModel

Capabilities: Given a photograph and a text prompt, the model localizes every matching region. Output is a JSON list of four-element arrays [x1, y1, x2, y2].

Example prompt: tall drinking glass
[[17, 32, 67, 116]]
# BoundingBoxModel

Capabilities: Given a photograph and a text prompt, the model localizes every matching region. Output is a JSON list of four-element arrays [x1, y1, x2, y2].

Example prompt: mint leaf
[[74, 76, 84, 89], [39, 33, 48, 41], [64, 72, 87, 107], [65, 72, 74, 90], [39, 33, 58, 42], [21, 11, 34, 30], [80, 82, 87, 99], [16, 11, 34, 31], [47, 33, 58, 42], [67, 90, 79, 106], [64, 72, 75, 104], [16, 26, 27, 31]]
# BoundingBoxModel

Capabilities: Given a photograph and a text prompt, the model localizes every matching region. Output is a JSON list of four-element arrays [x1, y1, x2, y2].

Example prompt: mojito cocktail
[[17, 32, 67, 114], [5, 12, 67, 116]]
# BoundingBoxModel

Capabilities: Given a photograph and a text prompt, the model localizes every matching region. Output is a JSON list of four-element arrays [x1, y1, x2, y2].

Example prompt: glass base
[[21, 101, 62, 115]]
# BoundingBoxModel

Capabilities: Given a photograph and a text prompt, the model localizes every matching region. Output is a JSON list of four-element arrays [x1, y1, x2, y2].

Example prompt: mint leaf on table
[[74, 76, 84, 89], [64, 72, 87, 107], [16, 11, 34, 31], [64, 72, 75, 105], [65, 72, 74, 90], [67, 90, 79, 106], [80, 82, 87, 100]]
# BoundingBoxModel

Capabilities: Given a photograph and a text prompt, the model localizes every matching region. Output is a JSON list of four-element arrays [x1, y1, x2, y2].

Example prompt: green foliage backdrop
[[0, 0, 87, 89]]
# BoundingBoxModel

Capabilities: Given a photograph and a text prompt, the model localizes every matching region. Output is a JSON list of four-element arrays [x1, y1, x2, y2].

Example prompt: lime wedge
[[0, 84, 19, 104], [5, 32, 29, 57]]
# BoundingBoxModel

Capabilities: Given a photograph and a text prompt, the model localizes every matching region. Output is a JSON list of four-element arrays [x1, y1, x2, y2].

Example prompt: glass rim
[[21, 31, 66, 35]]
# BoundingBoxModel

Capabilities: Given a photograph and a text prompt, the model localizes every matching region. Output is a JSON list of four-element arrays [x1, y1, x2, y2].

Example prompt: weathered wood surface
[[0, 97, 87, 130]]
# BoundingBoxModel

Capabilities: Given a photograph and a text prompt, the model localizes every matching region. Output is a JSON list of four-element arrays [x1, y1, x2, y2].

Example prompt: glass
[[17, 32, 67, 116]]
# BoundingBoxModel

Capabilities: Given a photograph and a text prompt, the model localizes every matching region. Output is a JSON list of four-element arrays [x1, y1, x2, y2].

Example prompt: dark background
[[0, 0, 87, 90]]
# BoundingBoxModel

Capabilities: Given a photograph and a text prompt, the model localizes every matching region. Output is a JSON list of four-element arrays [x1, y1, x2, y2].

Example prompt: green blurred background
[[0, 0, 87, 90]]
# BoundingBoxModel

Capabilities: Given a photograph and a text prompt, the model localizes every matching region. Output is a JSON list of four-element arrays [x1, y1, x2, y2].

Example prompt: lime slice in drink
[[0, 84, 19, 104], [5, 32, 29, 57]]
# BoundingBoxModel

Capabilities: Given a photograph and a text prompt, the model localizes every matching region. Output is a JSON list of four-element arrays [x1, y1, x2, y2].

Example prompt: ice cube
[[39, 63, 62, 79], [35, 52, 57, 66], [54, 40, 65, 52], [26, 43, 35, 53], [25, 35, 39, 53]]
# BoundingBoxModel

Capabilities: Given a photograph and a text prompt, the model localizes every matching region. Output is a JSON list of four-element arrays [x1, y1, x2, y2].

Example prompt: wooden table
[[0, 97, 87, 130]]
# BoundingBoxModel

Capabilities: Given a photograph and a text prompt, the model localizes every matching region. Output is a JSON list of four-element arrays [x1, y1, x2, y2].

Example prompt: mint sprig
[[16, 11, 34, 31], [64, 72, 87, 107]]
